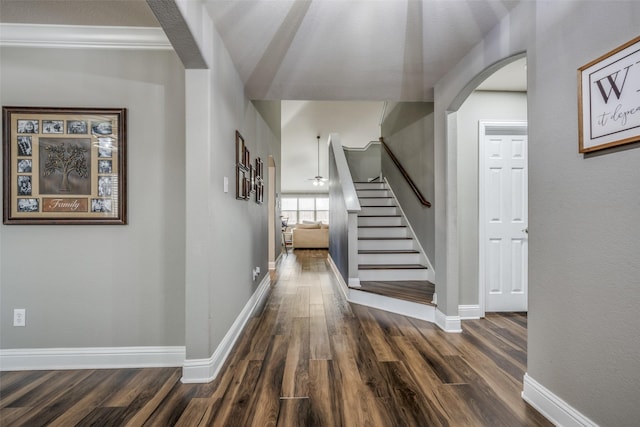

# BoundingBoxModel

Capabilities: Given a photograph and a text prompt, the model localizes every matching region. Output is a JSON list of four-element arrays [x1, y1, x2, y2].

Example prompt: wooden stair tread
[[360, 279, 435, 286], [358, 237, 413, 240], [358, 196, 393, 199], [358, 225, 406, 228], [359, 264, 428, 270], [357, 215, 401, 218], [358, 250, 419, 254], [358, 280, 436, 306]]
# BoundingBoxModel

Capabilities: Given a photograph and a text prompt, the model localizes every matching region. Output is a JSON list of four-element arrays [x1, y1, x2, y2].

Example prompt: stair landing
[[358, 280, 435, 306]]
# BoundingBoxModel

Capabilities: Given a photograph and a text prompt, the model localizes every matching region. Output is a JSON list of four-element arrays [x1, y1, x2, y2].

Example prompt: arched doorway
[[445, 53, 528, 319]]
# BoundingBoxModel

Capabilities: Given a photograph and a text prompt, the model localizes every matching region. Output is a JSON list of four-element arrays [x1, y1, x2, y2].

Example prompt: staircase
[[327, 135, 436, 324], [355, 181, 431, 282], [337, 181, 436, 322]]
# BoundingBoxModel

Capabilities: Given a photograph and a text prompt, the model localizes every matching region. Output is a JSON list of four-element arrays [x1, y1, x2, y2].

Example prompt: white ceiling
[[204, 0, 522, 101], [1, 0, 522, 101], [1, 0, 526, 193]]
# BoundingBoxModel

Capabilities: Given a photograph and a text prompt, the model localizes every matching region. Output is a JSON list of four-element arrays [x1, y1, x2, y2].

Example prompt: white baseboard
[[325, 254, 360, 289], [348, 277, 361, 288], [435, 309, 462, 333], [269, 254, 283, 279], [181, 274, 271, 383], [459, 304, 482, 320], [522, 373, 599, 427], [270, 253, 283, 271], [0, 346, 185, 371], [327, 254, 350, 302]]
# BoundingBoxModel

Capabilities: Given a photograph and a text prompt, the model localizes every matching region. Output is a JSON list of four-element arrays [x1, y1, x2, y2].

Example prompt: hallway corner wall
[[381, 102, 436, 265], [436, 1, 640, 424], [0, 47, 187, 350], [526, 2, 640, 424], [181, 6, 280, 364]]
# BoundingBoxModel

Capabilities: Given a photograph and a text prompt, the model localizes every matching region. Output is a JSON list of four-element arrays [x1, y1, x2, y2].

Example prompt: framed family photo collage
[[3, 106, 127, 225]]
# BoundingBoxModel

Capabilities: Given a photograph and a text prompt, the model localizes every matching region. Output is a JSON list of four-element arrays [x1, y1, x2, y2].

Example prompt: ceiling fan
[[308, 135, 328, 186]]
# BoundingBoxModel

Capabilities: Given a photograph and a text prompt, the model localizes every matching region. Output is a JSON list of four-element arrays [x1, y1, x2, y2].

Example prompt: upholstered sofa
[[292, 223, 329, 249]]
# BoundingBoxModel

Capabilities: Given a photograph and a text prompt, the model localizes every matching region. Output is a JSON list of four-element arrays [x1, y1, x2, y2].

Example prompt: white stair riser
[[358, 268, 429, 281], [358, 253, 421, 264], [359, 198, 395, 207], [356, 190, 390, 198], [358, 227, 408, 238], [358, 239, 415, 250], [359, 206, 398, 216], [354, 183, 387, 190], [357, 216, 403, 226]]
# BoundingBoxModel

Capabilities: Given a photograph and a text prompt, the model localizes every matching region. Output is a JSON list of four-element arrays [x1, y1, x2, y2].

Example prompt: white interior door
[[479, 122, 528, 312]]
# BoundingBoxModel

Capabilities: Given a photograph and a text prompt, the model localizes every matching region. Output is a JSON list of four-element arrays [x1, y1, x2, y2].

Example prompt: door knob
[[522, 227, 528, 234]]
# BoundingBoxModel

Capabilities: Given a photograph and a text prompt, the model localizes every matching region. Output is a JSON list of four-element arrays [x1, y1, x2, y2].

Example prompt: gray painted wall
[[527, 3, 640, 424], [181, 18, 279, 361], [0, 47, 186, 348], [436, 1, 640, 424], [381, 103, 436, 264], [344, 144, 381, 183], [253, 101, 282, 142], [253, 101, 282, 269], [328, 145, 348, 282], [457, 91, 527, 305]]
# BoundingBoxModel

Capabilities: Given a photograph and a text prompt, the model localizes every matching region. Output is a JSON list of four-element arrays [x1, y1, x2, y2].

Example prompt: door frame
[[268, 155, 278, 276], [478, 120, 528, 316]]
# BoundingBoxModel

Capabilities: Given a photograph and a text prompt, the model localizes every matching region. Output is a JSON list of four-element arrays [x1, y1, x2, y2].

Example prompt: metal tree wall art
[[43, 143, 89, 192]]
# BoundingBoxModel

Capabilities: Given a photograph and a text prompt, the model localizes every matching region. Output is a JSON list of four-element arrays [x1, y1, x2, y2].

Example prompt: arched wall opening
[[444, 52, 528, 319]]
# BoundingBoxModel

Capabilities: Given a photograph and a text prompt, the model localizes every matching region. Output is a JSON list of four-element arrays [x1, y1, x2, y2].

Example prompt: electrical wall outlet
[[13, 309, 26, 327]]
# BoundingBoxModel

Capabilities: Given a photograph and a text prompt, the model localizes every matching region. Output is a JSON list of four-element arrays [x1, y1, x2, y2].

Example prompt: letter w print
[[593, 64, 633, 104]]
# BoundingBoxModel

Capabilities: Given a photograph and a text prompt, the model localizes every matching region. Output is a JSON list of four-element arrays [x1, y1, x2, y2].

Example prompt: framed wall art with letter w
[[578, 36, 640, 153]]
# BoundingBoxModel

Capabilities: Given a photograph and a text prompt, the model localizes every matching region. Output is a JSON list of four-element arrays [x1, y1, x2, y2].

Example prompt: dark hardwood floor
[[0, 250, 551, 426]]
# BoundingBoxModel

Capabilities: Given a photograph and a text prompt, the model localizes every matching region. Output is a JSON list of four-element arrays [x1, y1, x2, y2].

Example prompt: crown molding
[[0, 23, 171, 50]]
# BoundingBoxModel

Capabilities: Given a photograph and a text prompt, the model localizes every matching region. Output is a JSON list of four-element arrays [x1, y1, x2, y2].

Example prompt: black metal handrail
[[380, 137, 431, 208]]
